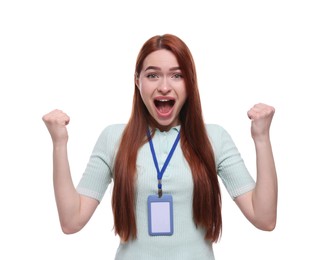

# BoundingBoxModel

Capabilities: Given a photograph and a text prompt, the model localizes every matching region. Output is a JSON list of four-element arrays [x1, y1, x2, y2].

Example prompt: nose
[[157, 77, 171, 94]]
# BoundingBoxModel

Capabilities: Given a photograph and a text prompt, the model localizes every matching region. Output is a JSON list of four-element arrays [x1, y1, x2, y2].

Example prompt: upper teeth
[[158, 99, 169, 102]]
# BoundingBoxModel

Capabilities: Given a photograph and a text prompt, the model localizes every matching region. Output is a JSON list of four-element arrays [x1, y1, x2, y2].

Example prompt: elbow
[[255, 217, 277, 231], [258, 222, 276, 232], [60, 220, 83, 235], [61, 226, 78, 235], [61, 225, 80, 235]]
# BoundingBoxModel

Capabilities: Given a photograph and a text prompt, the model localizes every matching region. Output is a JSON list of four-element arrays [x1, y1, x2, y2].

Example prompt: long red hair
[[112, 34, 222, 242]]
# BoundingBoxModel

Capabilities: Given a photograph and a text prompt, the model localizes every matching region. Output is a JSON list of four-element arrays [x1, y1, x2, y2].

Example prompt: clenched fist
[[42, 109, 70, 145], [247, 103, 275, 142]]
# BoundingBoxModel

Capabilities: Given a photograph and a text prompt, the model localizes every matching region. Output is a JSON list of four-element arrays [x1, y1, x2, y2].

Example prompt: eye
[[146, 73, 159, 79], [172, 73, 183, 79]]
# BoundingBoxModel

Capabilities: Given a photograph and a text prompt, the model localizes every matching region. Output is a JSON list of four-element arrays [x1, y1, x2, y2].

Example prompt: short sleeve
[[206, 124, 255, 199], [76, 124, 125, 202]]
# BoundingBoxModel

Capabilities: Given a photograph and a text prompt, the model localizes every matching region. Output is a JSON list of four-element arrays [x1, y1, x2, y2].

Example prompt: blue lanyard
[[147, 129, 181, 197]]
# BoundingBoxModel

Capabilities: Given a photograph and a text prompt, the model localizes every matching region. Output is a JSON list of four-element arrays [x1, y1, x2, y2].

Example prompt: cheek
[[137, 78, 147, 92], [136, 76, 144, 91], [139, 80, 155, 96], [138, 84, 151, 105], [179, 85, 187, 100], [138, 84, 147, 97]]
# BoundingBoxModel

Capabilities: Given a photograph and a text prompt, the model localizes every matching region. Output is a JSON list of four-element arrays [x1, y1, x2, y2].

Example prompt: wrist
[[52, 142, 68, 151]]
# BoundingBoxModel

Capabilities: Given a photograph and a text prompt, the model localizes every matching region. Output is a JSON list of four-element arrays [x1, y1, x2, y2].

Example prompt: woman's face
[[136, 49, 187, 131]]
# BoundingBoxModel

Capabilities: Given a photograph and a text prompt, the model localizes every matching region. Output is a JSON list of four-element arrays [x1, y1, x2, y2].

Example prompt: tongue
[[157, 102, 172, 114]]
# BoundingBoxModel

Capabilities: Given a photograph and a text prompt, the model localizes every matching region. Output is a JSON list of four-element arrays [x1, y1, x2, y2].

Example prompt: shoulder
[[205, 123, 235, 150], [97, 124, 126, 144], [205, 124, 229, 139], [102, 124, 126, 134]]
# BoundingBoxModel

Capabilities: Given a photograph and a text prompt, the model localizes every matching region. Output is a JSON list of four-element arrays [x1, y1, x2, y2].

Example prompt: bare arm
[[235, 103, 278, 231], [43, 110, 99, 234]]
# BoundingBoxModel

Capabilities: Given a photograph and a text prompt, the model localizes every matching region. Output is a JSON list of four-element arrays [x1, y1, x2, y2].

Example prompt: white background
[[1, 0, 320, 259]]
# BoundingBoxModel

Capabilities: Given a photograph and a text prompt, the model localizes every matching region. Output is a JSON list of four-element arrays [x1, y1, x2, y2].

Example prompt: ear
[[135, 73, 140, 88]]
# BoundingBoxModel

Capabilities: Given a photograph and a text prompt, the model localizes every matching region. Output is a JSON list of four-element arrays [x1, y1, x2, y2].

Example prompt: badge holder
[[147, 194, 174, 236]]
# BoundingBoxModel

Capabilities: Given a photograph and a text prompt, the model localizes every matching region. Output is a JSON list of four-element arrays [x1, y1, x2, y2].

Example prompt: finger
[[55, 112, 70, 125], [247, 105, 260, 120], [42, 109, 70, 125], [248, 103, 275, 120], [247, 110, 256, 120]]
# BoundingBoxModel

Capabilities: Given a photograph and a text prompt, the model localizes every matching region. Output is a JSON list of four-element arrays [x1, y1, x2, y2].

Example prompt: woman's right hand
[[42, 109, 70, 146]]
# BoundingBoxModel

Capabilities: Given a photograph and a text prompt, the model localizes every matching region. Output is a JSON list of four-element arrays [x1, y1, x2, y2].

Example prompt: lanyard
[[147, 129, 181, 197]]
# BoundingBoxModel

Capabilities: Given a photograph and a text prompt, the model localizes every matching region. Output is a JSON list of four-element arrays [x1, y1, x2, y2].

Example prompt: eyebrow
[[144, 66, 181, 71]]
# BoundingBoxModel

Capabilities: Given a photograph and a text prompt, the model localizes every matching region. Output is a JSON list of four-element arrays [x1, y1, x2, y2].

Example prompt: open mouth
[[154, 99, 175, 114]]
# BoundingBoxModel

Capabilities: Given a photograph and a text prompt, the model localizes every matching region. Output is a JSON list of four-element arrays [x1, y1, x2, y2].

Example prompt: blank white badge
[[147, 194, 174, 236]]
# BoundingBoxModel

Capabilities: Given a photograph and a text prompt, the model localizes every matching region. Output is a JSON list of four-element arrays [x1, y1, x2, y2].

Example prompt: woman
[[42, 34, 277, 259]]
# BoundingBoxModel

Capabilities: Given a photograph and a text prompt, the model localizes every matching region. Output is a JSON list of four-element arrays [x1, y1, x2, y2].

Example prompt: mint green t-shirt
[[77, 124, 255, 260]]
